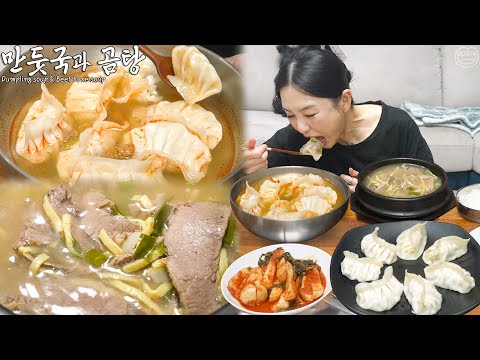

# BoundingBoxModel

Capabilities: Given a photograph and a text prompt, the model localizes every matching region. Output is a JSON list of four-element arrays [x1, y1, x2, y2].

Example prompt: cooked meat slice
[[47, 184, 80, 216], [164, 202, 231, 315], [0, 277, 128, 315], [15, 218, 57, 249], [109, 254, 134, 268]]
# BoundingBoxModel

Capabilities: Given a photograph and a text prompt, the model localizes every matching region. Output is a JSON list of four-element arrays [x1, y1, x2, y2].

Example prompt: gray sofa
[[243, 45, 480, 188]]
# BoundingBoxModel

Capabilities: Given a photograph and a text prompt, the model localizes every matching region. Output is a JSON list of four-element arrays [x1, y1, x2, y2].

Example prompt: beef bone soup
[[363, 163, 442, 198]]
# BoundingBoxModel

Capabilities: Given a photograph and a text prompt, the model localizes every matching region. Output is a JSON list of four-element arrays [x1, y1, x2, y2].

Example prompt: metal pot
[[355, 158, 449, 218], [230, 166, 350, 242], [0, 45, 244, 182]]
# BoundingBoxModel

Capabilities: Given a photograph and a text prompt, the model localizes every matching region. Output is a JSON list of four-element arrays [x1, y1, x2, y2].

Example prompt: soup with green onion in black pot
[[363, 163, 442, 198]]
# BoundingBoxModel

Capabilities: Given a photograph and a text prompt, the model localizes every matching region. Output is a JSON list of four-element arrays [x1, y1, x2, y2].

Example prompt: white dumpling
[[294, 195, 332, 216], [361, 227, 397, 265], [302, 186, 337, 205], [65, 70, 123, 126], [239, 182, 263, 216], [292, 174, 324, 189], [355, 266, 403, 312], [167, 45, 222, 105], [112, 57, 161, 104], [424, 261, 475, 294], [265, 200, 292, 218], [140, 100, 222, 149], [396, 222, 427, 260], [403, 271, 442, 315], [258, 178, 281, 204], [57, 146, 166, 186], [300, 137, 323, 161], [422, 236, 470, 265], [341, 251, 383, 282], [126, 121, 212, 184], [79, 121, 129, 157], [15, 83, 73, 164]]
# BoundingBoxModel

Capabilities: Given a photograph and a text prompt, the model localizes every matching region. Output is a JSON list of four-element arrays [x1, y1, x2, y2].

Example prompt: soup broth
[[363, 163, 442, 198]]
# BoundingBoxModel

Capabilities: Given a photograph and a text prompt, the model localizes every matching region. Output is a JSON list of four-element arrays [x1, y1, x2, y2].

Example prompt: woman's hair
[[272, 45, 353, 116]]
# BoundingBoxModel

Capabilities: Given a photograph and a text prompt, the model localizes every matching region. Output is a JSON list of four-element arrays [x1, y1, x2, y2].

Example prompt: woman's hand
[[243, 137, 268, 174], [340, 167, 359, 193]]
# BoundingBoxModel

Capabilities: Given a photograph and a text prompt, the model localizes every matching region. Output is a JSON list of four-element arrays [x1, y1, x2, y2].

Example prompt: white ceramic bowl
[[221, 243, 332, 315]]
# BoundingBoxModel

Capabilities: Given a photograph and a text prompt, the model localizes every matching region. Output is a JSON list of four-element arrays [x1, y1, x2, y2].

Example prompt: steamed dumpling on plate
[[355, 266, 403, 312], [422, 236, 470, 265], [361, 227, 397, 265], [403, 271, 442, 315], [15, 83, 73, 164], [126, 121, 212, 184], [300, 137, 323, 161], [140, 100, 222, 149], [424, 261, 475, 294], [341, 251, 383, 282], [167, 45, 222, 105], [395, 222, 427, 261]]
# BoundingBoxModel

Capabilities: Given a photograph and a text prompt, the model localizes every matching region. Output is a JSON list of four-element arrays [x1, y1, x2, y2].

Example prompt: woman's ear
[[340, 89, 353, 112]]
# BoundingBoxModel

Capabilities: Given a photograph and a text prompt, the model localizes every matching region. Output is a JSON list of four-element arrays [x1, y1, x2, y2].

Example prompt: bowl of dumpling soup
[[230, 166, 350, 242], [0, 45, 244, 185], [356, 158, 449, 219]]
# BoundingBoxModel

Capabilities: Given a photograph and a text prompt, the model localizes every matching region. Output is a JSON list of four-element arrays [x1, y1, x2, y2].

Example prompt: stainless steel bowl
[[0, 45, 244, 182], [230, 166, 350, 242], [457, 184, 480, 223]]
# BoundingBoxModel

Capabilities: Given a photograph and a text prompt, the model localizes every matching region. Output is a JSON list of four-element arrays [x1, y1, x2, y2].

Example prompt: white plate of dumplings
[[331, 220, 480, 315]]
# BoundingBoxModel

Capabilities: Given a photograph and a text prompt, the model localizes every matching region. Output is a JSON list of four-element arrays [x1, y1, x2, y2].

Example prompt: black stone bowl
[[355, 158, 449, 219]]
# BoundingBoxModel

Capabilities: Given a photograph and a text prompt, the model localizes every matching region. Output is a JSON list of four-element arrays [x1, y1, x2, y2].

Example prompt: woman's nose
[[296, 118, 311, 134]]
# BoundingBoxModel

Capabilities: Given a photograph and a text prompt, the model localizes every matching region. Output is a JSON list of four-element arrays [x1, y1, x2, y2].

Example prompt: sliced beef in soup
[[16, 217, 58, 249], [164, 202, 231, 315], [1, 277, 128, 315]]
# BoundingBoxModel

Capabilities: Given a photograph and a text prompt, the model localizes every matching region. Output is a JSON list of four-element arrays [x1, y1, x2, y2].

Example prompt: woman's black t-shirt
[[264, 101, 434, 176]]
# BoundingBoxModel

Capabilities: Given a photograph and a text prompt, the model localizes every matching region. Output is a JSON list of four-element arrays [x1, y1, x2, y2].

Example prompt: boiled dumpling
[[403, 271, 442, 315], [396, 222, 427, 260], [361, 227, 397, 265], [65, 70, 124, 126], [258, 178, 281, 204], [300, 137, 323, 161], [112, 57, 161, 104], [15, 83, 73, 164], [265, 200, 292, 218], [239, 182, 263, 216], [341, 251, 383, 282], [355, 266, 403, 312], [79, 121, 129, 157], [140, 100, 222, 149], [424, 261, 475, 294], [126, 121, 212, 184], [167, 45, 222, 105], [294, 196, 332, 216], [302, 186, 337, 205], [57, 146, 167, 186], [422, 236, 469, 265]]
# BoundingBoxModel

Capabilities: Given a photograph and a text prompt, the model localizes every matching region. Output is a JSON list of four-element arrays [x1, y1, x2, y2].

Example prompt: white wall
[[243, 45, 480, 110]]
